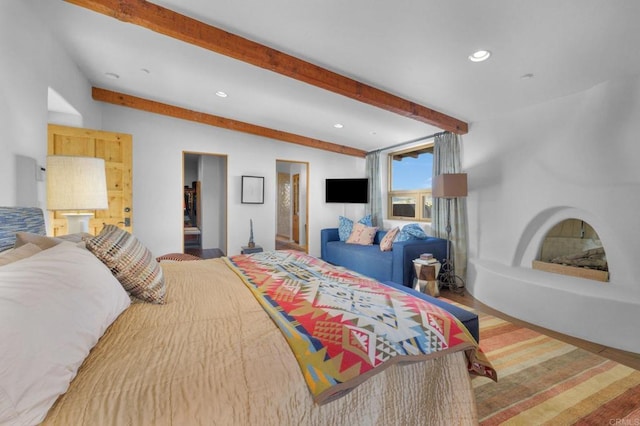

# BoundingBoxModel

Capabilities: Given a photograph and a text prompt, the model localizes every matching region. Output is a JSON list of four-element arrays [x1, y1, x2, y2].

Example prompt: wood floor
[[441, 288, 640, 371], [275, 236, 306, 252]]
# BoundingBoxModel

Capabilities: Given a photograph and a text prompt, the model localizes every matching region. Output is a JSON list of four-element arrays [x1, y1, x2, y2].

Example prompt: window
[[387, 143, 434, 221]]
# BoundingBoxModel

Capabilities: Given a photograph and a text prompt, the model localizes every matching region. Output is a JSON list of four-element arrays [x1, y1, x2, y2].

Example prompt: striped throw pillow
[[87, 225, 165, 304]]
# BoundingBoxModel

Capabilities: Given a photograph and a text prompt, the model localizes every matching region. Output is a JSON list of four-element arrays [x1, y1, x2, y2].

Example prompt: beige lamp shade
[[432, 173, 468, 198], [46, 156, 109, 211]]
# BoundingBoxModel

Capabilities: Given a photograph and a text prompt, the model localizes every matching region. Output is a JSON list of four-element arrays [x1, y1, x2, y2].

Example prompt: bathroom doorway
[[275, 160, 308, 252]]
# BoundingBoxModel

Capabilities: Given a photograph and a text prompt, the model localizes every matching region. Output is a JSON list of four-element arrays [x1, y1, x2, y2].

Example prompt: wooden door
[[292, 174, 300, 243], [276, 173, 290, 239], [47, 124, 133, 236]]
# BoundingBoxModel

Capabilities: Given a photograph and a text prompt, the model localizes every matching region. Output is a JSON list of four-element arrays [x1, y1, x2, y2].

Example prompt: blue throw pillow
[[360, 214, 373, 226], [395, 230, 413, 242], [338, 216, 353, 241], [338, 215, 372, 241], [403, 223, 428, 239], [395, 223, 428, 242]]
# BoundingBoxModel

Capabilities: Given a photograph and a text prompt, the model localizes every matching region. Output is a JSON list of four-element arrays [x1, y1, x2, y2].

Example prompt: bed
[[0, 207, 494, 425]]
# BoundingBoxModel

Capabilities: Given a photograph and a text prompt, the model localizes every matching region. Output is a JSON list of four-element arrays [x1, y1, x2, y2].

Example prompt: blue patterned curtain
[[433, 132, 468, 281]]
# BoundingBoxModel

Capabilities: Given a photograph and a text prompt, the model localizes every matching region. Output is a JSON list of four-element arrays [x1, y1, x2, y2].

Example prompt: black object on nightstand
[[241, 245, 263, 254]]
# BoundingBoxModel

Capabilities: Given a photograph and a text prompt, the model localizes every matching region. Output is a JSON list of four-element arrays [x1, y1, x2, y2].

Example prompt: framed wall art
[[241, 175, 264, 204]]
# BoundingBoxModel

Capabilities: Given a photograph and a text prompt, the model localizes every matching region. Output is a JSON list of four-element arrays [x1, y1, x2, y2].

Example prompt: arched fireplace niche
[[531, 218, 609, 282]]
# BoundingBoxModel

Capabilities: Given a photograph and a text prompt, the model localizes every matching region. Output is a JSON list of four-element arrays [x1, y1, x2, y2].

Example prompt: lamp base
[[440, 197, 465, 294], [439, 259, 466, 294], [62, 213, 94, 234]]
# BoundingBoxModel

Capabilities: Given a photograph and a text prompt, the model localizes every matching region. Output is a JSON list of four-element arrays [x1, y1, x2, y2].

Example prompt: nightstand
[[241, 245, 263, 254]]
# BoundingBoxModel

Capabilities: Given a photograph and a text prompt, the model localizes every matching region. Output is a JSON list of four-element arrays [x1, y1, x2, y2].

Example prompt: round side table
[[412, 259, 441, 297]]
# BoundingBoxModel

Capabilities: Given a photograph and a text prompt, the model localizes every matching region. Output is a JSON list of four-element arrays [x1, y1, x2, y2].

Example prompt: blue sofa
[[320, 227, 448, 288]]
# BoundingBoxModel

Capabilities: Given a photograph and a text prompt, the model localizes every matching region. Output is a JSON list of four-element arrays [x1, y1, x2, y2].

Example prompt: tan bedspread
[[43, 258, 478, 425]]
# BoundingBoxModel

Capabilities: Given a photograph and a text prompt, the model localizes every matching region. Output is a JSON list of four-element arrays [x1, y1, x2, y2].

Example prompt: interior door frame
[[276, 159, 309, 252]]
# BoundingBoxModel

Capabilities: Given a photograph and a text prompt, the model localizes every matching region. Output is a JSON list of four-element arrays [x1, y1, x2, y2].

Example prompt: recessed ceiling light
[[333, 123, 344, 129], [215, 91, 228, 98], [468, 50, 491, 62], [104, 72, 120, 79]]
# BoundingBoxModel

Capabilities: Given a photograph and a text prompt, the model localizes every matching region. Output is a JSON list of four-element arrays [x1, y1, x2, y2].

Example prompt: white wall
[[464, 74, 640, 353], [199, 154, 227, 252], [0, 0, 100, 207], [100, 105, 365, 257], [295, 163, 308, 247]]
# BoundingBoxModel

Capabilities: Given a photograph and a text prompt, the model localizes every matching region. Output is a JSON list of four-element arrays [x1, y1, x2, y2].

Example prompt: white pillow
[[0, 242, 131, 425]]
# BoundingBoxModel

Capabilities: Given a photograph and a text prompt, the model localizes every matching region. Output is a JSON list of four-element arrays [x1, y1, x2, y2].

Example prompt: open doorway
[[275, 160, 308, 252], [183, 152, 228, 257]]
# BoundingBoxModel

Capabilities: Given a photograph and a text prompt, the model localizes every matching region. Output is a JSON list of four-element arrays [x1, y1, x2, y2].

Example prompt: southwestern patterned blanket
[[224, 250, 496, 404]]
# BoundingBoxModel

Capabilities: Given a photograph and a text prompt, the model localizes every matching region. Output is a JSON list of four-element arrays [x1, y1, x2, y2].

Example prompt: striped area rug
[[463, 307, 640, 424]]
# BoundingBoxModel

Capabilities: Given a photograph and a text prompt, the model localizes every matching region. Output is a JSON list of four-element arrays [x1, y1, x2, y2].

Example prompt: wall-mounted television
[[325, 178, 369, 204]]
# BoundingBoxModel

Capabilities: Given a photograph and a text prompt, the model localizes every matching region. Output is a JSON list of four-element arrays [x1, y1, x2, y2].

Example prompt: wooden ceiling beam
[[66, 0, 468, 134], [92, 87, 367, 157]]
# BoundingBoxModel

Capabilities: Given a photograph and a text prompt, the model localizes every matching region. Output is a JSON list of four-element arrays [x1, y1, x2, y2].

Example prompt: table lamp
[[46, 155, 108, 234]]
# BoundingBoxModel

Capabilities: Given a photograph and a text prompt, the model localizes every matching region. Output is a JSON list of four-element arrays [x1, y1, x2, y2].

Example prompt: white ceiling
[[30, 1, 640, 153]]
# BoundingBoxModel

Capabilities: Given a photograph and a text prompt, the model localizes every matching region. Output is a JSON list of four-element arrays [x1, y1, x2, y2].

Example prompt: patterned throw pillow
[[338, 214, 372, 241], [403, 223, 428, 239], [86, 225, 166, 304], [346, 223, 378, 245], [379, 227, 400, 251], [395, 223, 428, 242], [338, 216, 353, 241]]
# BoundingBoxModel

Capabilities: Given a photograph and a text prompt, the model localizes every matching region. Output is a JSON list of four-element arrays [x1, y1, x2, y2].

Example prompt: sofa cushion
[[324, 241, 393, 283], [382, 280, 479, 343]]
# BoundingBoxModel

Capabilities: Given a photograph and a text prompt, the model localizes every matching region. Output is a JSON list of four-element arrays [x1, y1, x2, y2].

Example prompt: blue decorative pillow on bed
[[395, 223, 428, 242], [338, 215, 372, 241]]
